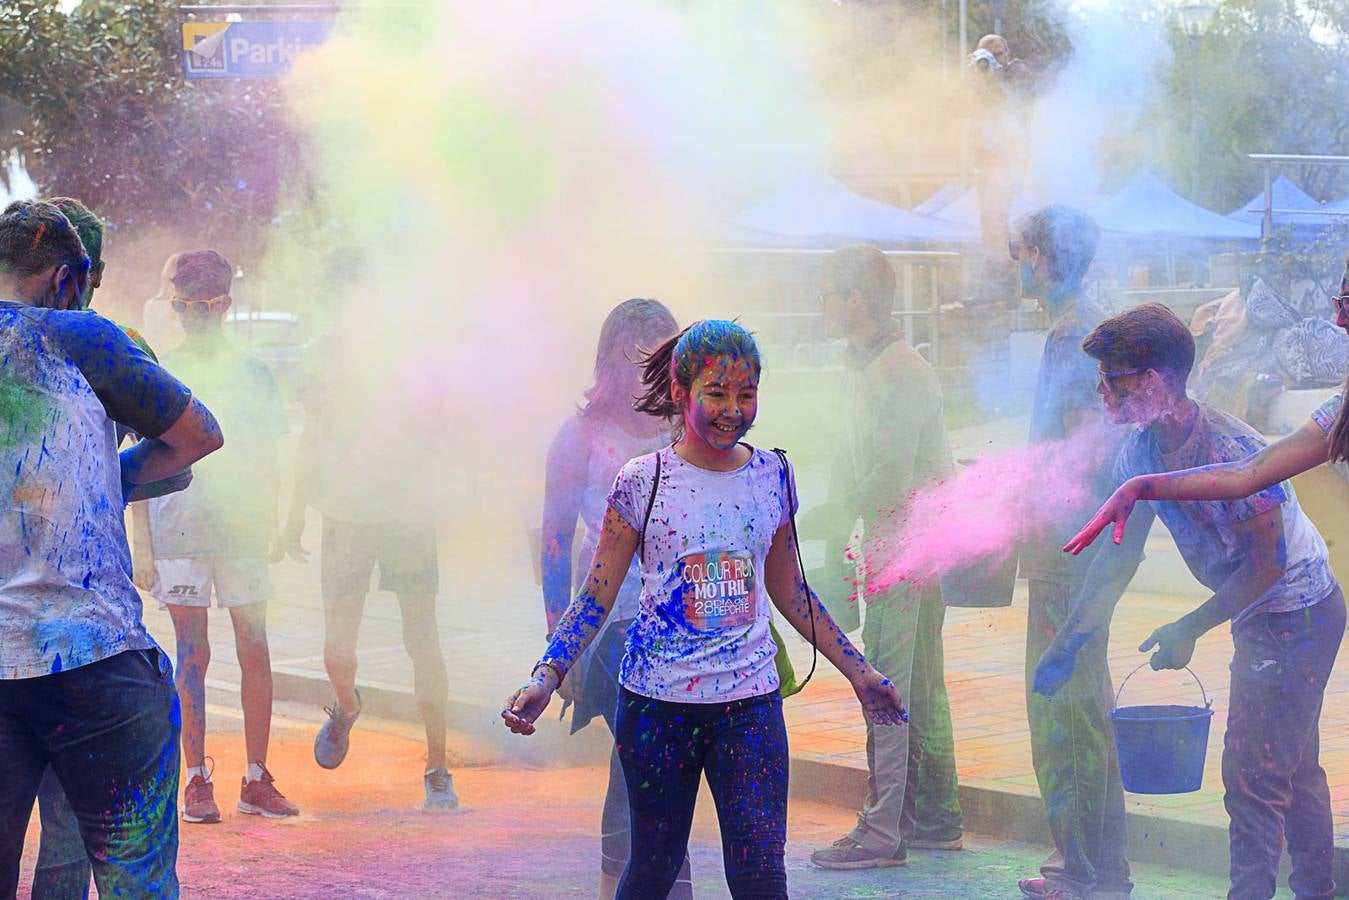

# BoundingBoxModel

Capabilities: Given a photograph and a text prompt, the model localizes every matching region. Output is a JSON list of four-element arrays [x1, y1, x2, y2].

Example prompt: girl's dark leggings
[[614, 686, 789, 900]]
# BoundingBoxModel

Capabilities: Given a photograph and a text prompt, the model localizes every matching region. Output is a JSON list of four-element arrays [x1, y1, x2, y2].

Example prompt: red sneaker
[[237, 765, 300, 818], [1018, 877, 1085, 900], [182, 774, 221, 824]]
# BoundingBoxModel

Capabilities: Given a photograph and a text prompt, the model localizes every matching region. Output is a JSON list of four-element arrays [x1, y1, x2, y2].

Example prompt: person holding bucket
[[503, 319, 907, 899], [804, 244, 964, 870], [1062, 256, 1349, 552], [1036, 303, 1344, 900]]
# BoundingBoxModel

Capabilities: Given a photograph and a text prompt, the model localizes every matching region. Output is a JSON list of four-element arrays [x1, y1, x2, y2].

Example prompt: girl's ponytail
[[633, 326, 688, 420]]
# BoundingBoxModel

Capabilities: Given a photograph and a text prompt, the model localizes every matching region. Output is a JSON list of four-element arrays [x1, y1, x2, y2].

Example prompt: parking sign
[[182, 20, 331, 79]]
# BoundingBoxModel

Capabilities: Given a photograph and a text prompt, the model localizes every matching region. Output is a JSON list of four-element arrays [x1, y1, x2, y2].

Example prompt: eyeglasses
[[1097, 366, 1147, 392], [1333, 295, 1349, 313], [171, 294, 229, 314], [1008, 240, 1035, 262], [817, 290, 841, 307]]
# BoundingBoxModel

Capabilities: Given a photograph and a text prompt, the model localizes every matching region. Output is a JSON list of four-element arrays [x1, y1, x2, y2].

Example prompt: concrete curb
[[264, 668, 1345, 891]]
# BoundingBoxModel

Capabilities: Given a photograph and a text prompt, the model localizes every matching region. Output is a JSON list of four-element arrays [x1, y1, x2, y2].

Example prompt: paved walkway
[[21, 703, 1233, 899], [132, 415, 1349, 883]]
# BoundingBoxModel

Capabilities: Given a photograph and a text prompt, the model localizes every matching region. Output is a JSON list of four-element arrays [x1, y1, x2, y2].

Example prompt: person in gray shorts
[[275, 329, 456, 813]]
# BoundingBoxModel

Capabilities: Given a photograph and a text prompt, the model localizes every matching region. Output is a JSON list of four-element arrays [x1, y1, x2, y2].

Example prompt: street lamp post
[[1178, 3, 1217, 196]]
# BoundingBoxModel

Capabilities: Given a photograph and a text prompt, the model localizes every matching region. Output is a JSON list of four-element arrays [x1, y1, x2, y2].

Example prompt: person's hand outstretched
[[850, 666, 908, 726], [502, 667, 560, 736], [1063, 478, 1144, 555]]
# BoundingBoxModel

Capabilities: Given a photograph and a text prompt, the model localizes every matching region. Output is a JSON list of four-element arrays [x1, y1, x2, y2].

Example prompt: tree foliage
[[0, 0, 308, 283], [1157, 0, 1349, 211]]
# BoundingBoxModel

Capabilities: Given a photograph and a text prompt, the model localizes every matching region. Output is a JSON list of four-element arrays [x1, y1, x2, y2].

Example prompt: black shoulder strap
[[772, 447, 816, 692], [638, 449, 662, 564]]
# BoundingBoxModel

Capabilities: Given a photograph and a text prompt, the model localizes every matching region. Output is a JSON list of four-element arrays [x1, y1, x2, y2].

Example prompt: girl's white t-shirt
[[606, 445, 797, 703]]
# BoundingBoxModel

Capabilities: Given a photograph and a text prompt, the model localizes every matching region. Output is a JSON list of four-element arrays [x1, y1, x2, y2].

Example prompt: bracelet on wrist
[[531, 660, 565, 686]]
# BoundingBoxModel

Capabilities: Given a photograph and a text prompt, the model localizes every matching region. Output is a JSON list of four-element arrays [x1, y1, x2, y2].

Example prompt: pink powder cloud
[[865, 426, 1114, 595]]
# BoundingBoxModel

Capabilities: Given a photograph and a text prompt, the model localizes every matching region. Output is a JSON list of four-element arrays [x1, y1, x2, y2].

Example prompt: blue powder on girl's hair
[[671, 320, 761, 380]]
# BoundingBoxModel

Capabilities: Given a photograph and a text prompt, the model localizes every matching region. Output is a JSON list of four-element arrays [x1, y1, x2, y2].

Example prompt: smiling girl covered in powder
[[505, 319, 906, 899], [540, 298, 691, 899]]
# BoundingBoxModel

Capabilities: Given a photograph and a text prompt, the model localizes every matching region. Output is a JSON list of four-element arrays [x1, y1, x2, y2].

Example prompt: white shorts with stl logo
[[153, 557, 271, 609]]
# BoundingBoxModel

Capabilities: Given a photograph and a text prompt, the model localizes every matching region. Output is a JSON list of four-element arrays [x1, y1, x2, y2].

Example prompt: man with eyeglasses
[[0, 201, 223, 898], [806, 244, 964, 871], [145, 250, 300, 825], [1035, 303, 1342, 900], [1010, 206, 1141, 900]]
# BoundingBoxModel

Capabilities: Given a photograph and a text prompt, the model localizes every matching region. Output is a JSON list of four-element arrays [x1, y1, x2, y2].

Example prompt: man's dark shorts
[[321, 516, 439, 598]]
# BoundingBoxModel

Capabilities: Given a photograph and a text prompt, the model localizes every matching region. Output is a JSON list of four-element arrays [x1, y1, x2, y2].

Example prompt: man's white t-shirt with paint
[[607, 445, 797, 703]]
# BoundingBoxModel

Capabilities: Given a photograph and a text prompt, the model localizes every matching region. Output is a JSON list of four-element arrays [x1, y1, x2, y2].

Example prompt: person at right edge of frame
[[1010, 206, 1142, 900], [805, 243, 964, 871]]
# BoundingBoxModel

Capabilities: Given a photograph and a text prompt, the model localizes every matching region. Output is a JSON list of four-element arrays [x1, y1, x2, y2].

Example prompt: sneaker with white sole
[[182, 766, 221, 825], [810, 835, 906, 870], [237, 765, 300, 818], [423, 767, 461, 813], [314, 690, 361, 770]]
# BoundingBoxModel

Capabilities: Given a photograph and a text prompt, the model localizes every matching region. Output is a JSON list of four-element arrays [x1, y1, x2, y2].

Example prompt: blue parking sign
[[182, 20, 331, 79]]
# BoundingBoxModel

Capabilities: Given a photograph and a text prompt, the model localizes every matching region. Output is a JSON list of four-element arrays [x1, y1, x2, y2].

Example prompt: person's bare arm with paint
[[1039, 484, 1290, 696], [1067, 284, 1349, 553], [541, 418, 589, 635], [761, 516, 907, 725], [1065, 419, 1331, 553], [503, 505, 633, 734], [504, 503, 907, 733], [1138, 507, 1287, 669]]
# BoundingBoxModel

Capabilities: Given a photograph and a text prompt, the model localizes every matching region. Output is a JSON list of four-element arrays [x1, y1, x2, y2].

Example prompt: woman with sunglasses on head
[[505, 319, 906, 900], [1066, 259, 1349, 556]]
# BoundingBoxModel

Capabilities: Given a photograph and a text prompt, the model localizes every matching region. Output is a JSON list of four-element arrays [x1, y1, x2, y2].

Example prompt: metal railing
[[737, 309, 940, 368], [1248, 153, 1349, 238]]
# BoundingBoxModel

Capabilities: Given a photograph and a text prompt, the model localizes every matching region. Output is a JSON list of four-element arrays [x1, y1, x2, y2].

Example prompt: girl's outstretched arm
[[1065, 418, 1330, 554], [541, 417, 588, 633], [763, 522, 907, 727], [503, 505, 637, 735]]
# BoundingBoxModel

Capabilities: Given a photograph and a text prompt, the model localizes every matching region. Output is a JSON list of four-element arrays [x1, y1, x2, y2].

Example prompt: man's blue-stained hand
[[1032, 630, 1091, 698], [1139, 620, 1199, 671]]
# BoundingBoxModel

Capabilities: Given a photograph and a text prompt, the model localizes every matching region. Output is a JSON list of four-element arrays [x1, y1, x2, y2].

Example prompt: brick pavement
[[133, 414, 1349, 885]]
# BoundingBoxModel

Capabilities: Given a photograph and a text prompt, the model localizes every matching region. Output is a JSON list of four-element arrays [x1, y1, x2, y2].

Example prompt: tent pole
[[1262, 162, 1273, 241]]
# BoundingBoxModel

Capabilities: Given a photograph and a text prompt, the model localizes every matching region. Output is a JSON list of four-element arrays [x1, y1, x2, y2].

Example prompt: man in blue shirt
[[0, 200, 223, 899], [1012, 206, 1140, 900]]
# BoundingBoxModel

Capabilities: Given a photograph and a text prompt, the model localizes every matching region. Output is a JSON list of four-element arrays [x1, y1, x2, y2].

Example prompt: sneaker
[[1018, 877, 1088, 900], [314, 690, 361, 770], [906, 835, 964, 851], [182, 769, 221, 824], [237, 765, 300, 818], [423, 767, 461, 813], [810, 835, 906, 870]]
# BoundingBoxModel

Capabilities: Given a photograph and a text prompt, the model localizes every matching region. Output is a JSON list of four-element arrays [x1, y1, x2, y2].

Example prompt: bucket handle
[[1115, 662, 1211, 710]]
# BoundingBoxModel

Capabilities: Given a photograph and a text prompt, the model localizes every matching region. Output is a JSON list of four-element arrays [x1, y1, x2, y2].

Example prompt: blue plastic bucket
[[1108, 664, 1214, 795]]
